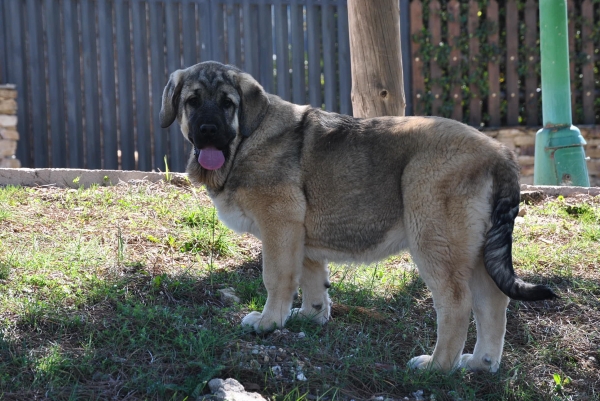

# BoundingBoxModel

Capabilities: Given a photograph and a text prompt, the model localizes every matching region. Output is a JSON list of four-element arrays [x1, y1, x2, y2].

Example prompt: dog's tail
[[483, 150, 558, 301]]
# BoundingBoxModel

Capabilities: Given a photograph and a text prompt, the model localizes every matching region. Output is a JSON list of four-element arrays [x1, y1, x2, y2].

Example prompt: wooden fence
[[0, 0, 598, 171], [409, 0, 598, 128], [0, 0, 360, 172]]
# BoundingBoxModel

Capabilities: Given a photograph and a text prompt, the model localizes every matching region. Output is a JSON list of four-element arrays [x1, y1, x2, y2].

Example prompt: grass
[[0, 182, 598, 400]]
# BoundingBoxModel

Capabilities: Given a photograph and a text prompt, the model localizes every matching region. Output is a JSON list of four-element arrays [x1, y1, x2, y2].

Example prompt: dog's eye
[[222, 98, 234, 109], [187, 97, 200, 108]]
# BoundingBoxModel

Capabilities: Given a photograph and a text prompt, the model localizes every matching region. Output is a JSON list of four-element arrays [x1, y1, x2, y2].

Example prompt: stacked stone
[[0, 84, 20, 168]]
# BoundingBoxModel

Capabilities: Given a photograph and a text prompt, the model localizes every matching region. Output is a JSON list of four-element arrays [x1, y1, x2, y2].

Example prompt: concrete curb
[[0, 168, 188, 188], [520, 184, 600, 197], [0, 168, 599, 197]]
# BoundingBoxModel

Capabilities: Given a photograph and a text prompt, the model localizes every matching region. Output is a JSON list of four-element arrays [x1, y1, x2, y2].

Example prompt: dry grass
[[0, 182, 598, 400]]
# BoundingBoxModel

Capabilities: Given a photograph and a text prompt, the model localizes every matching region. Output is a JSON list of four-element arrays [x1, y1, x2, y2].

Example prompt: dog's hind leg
[[407, 250, 473, 372], [291, 258, 332, 325], [456, 258, 509, 372], [404, 210, 475, 371]]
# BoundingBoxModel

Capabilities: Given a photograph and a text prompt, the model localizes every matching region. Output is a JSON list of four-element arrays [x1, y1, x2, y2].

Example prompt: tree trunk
[[348, 0, 406, 118]]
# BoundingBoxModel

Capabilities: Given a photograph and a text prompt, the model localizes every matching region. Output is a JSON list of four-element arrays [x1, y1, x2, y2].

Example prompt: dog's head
[[160, 61, 269, 170]]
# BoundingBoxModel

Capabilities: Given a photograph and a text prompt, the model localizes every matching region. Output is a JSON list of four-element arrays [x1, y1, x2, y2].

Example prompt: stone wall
[[483, 126, 600, 187], [0, 85, 20, 168]]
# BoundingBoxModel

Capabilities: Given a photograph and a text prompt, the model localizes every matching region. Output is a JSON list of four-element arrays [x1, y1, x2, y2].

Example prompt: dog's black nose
[[200, 124, 217, 134]]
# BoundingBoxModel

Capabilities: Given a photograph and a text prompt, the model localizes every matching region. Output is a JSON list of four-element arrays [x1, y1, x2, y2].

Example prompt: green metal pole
[[535, 0, 590, 186]]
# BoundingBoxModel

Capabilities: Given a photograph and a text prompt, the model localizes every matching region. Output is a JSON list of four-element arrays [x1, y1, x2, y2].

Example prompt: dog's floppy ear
[[160, 69, 184, 128], [235, 72, 270, 137]]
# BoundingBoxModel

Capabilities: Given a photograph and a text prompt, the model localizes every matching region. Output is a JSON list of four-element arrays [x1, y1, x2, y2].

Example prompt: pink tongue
[[198, 147, 225, 170]]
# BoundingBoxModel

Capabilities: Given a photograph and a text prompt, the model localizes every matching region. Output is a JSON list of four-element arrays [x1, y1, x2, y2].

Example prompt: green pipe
[[534, 0, 589, 187]]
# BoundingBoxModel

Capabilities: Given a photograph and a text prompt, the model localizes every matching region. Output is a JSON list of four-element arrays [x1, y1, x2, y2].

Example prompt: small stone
[[217, 287, 240, 304], [296, 372, 307, 381], [207, 377, 267, 400], [297, 332, 306, 339], [520, 190, 545, 205], [271, 365, 282, 376]]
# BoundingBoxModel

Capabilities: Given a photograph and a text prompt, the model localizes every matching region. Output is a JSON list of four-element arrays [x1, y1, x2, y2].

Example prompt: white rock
[[207, 378, 266, 401], [218, 287, 240, 304]]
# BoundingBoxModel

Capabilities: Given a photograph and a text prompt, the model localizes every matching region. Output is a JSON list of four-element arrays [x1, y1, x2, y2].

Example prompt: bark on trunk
[[348, 0, 406, 118]]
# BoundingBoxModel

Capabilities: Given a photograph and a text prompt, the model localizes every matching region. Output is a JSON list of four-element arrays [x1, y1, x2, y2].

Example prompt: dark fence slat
[[242, 2, 259, 77], [487, 0, 500, 127], [81, 0, 101, 169], [468, 0, 481, 126], [257, 2, 273, 92], [211, 2, 225, 63], [226, 3, 241, 67], [45, 0, 67, 167], [182, 2, 197, 67], [322, 3, 336, 112], [582, 0, 594, 125], [290, 3, 306, 105], [399, 0, 411, 116], [429, 0, 442, 116], [116, 0, 135, 170], [165, 1, 186, 172], [410, 0, 425, 115], [199, 1, 212, 61], [0, 2, 7, 83], [63, 0, 83, 167], [97, 0, 118, 169], [274, 3, 290, 100], [506, 0, 519, 125], [149, 1, 167, 171], [26, 0, 48, 167], [306, 1, 322, 108], [131, 0, 152, 171], [448, 0, 461, 122], [337, 1, 351, 115], [524, 0, 538, 126]]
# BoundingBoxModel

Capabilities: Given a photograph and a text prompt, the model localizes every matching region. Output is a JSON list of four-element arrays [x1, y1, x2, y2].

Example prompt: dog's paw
[[456, 353, 499, 373], [290, 304, 330, 325], [407, 355, 435, 370], [241, 311, 285, 333]]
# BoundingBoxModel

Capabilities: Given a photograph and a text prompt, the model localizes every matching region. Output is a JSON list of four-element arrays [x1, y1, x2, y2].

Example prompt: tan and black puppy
[[160, 61, 556, 373]]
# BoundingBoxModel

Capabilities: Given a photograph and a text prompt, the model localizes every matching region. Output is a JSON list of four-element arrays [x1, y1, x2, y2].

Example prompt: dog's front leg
[[242, 221, 305, 333]]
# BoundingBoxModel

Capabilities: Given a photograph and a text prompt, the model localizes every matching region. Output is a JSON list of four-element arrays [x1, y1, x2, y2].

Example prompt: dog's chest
[[211, 193, 260, 238]]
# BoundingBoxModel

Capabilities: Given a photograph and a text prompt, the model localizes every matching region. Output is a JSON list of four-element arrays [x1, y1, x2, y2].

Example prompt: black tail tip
[[514, 284, 559, 302]]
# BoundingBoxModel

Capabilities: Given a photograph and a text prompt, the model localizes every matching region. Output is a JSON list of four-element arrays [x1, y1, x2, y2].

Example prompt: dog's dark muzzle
[[187, 111, 232, 150]]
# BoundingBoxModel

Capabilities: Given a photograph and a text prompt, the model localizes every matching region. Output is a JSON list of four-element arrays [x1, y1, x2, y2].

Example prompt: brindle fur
[[160, 61, 556, 372]]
